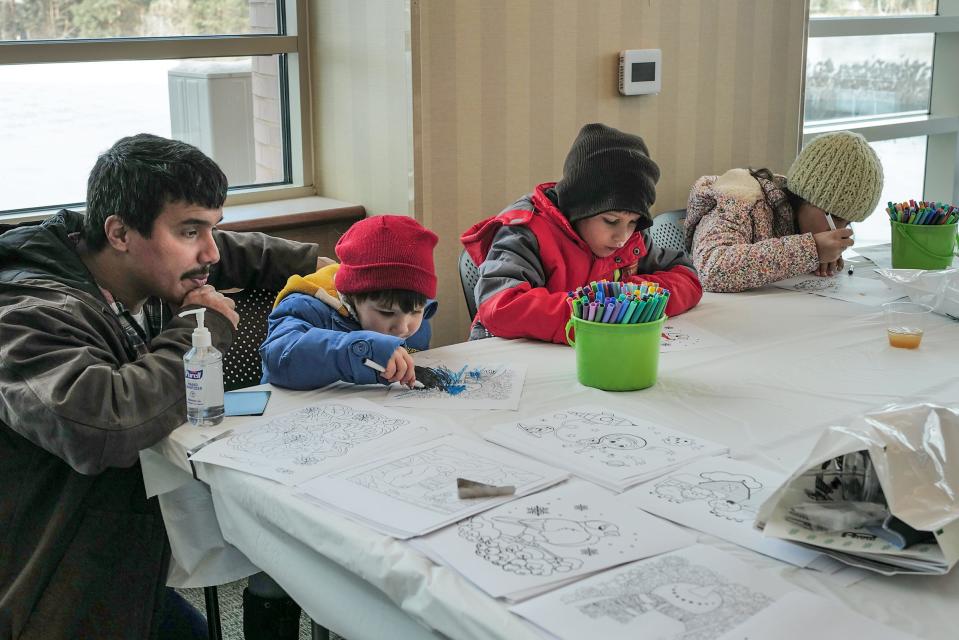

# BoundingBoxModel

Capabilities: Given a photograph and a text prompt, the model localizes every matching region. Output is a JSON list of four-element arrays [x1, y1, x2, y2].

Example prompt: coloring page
[[772, 273, 904, 306], [485, 405, 727, 490], [415, 481, 694, 601], [383, 362, 527, 410], [296, 434, 568, 538], [625, 456, 822, 567], [347, 443, 541, 515], [715, 591, 920, 640], [660, 321, 733, 353], [188, 398, 440, 485], [511, 544, 793, 640]]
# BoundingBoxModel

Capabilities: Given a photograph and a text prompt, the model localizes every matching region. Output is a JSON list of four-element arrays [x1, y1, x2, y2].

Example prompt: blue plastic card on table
[[224, 390, 271, 417]]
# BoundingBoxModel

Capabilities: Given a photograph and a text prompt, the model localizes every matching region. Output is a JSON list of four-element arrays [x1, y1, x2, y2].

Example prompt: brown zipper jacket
[[0, 209, 321, 639]]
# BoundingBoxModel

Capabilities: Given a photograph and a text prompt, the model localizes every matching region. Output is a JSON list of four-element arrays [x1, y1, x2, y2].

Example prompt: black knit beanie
[[555, 123, 660, 224]]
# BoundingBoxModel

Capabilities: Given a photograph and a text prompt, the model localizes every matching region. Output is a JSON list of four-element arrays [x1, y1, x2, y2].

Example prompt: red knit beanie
[[334, 215, 438, 298]]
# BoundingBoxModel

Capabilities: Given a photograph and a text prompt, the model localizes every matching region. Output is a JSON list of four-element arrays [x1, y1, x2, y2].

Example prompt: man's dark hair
[[345, 289, 428, 314], [83, 134, 228, 251]]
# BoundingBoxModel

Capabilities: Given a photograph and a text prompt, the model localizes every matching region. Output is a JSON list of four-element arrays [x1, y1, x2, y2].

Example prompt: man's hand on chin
[[180, 285, 239, 329]]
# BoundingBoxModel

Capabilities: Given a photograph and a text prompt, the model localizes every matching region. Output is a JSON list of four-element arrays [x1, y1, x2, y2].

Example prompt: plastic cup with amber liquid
[[883, 302, 933, 349]]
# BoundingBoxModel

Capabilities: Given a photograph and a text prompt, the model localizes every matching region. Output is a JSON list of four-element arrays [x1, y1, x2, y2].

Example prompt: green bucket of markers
[[891, 221, 958, 270], [565, 314, 666, 391]]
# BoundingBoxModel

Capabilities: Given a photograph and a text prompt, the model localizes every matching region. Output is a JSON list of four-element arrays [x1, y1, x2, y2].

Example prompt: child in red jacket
[[461, 123, 702, 344]]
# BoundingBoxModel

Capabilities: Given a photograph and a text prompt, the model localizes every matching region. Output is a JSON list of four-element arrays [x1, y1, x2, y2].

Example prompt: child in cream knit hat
[[684, 131, 883, 293]]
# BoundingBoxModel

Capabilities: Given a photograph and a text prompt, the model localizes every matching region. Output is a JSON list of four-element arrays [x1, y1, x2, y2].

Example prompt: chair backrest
[[458, 250, 481, 319], [650, 209, 687, 253], [223, 288, 278, 391]]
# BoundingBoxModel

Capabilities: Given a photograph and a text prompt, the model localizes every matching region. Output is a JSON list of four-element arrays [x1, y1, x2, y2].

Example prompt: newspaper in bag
[[756, 403, 959, 575]]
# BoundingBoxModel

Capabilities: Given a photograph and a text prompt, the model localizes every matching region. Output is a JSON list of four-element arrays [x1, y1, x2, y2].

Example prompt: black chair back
[[650, 209, 688, 253], [223, 288, 278, 391], [458, 250, 481, 319]]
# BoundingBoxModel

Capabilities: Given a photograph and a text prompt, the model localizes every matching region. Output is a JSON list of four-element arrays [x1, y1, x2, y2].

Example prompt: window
[[803, 0, 959, 247], [0, 0, 310, 215], [854, 136, 928, 245], [810, 0, 938, 17], [805, 34, 934, 122]]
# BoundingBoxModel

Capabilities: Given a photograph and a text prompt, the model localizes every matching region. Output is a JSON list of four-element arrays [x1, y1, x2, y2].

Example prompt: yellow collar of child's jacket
[[273, 263, 350, 317]]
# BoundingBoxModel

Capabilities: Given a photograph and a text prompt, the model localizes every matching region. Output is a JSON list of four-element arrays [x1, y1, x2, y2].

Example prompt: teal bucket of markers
[[564, 314, 666, 392]]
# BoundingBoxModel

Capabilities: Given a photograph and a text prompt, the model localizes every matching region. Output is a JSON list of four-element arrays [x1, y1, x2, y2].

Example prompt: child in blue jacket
[[260, 215, 439, 389]]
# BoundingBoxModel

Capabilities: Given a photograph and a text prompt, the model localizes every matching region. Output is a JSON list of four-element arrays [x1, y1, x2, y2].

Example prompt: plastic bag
[[756, 402, 959, 574], [875, 267, 959, 320]]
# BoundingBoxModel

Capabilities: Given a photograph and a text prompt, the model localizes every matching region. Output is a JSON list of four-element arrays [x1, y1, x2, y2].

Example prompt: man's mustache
[[181, 267, 211, 280]]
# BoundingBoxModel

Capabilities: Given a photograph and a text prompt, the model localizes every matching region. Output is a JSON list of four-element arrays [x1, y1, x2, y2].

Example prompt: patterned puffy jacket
[[685, 168, 820, 293]]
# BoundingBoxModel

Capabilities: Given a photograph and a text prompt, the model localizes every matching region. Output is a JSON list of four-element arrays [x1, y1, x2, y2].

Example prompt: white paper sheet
[[624, 456, 822, 567], [188, 398, 441, 485], [511, 544, 794, 640], [383, 362, 527, 410], [484, 405, 728, 491], [850, 243, 893, 269], [296, 434, 568, 538], [715, 591, 920, 640], [772, 273, 904, 306], [660, 321, 733, 353], [414, 481, 695, 601]]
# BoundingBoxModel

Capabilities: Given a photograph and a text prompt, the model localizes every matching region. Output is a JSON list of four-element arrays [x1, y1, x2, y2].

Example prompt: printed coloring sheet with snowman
[[412, 480, 695, 602], [511, 544, 795, 640], [484, 405, 727, 491], [624, 455, 823, 567]]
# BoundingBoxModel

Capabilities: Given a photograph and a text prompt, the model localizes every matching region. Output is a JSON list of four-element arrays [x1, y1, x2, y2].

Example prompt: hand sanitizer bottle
[[178, 308, 224, 426]]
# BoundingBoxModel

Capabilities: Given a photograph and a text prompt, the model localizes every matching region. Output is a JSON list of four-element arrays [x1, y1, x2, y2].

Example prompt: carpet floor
[[177, 579, 343, 640]]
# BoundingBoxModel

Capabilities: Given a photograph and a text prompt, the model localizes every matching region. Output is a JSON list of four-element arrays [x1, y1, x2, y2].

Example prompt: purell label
[[185, 360, 223, 409]]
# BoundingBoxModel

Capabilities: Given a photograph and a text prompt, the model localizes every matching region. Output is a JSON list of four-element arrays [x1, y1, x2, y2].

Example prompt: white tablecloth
[[143, 284, 959, 640]]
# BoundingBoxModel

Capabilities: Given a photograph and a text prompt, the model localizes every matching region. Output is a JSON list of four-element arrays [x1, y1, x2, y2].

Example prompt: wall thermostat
[[618, 49, 661, 96]]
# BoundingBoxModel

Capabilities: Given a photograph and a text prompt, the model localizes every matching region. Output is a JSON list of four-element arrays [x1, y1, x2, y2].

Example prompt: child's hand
[[381, 347, 417, 388], [815, 255, 844, 277], [813, 229, 853, 276]]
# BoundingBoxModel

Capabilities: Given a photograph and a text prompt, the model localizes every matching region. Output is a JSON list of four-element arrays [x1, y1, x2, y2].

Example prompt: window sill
[[219, 196, 365, 233], [803, 114, 959, 144], [809, 15, 959, 38]]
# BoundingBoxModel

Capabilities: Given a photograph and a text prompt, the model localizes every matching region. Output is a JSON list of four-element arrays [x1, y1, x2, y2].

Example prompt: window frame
[[0, 0, 314, 216], [803, 2, 959, 205]]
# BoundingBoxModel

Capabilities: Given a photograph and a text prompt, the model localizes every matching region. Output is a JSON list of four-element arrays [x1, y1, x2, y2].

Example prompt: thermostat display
[[619, 49, 661, 96]]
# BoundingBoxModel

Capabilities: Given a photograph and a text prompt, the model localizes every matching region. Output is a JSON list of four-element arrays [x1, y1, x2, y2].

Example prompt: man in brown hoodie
[[0, 134, 321, 639]]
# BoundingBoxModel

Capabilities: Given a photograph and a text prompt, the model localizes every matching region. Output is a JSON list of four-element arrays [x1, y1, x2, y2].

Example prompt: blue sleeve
[[259, 295, 403, 390]]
